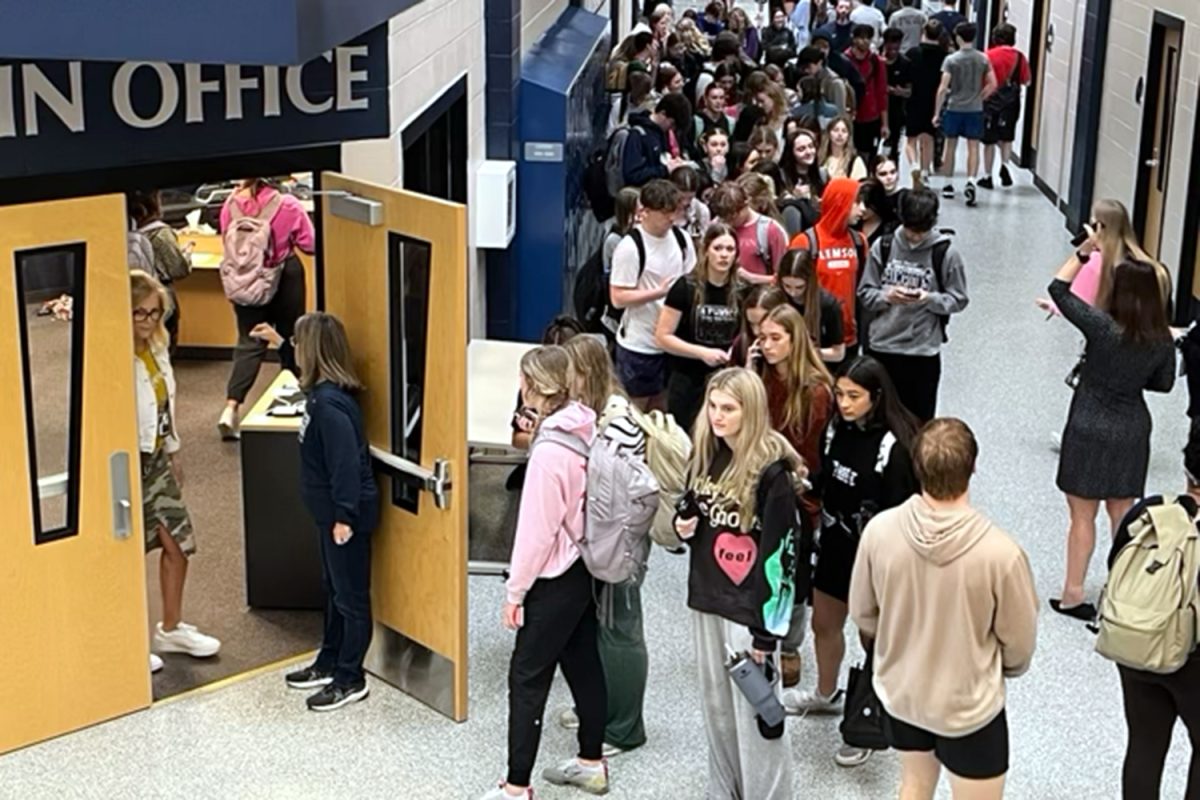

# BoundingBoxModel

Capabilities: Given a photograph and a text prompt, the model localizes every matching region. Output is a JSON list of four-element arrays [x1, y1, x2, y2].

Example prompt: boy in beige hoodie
[[849, 418, 1038, 799]]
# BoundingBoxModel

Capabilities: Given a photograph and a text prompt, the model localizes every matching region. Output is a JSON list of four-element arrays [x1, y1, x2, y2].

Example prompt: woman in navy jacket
[[253, 314, 379, 712]]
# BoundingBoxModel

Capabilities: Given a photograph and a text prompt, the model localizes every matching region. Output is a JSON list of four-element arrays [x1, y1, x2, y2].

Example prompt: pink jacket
[[505, 402, 596, 605], [220, 186, 316, 268], [1050, 251, 1101, 313]]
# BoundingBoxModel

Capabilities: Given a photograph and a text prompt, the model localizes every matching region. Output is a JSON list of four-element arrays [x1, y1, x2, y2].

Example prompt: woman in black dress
[[1048, 256, 1176, 620]]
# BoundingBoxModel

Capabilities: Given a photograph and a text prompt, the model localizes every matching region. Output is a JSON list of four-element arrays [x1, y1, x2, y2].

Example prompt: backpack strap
[[931, 238, 952, 341], [534, 427, 590, 459], [670, 225, 689, 271], [755, 215, 774, 274], [257, 191, 285, 221], [631, 229, 647, 281]]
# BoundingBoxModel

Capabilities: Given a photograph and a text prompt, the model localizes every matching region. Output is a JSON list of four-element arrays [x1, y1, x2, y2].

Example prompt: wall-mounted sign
[[0, 24, 389, 179]]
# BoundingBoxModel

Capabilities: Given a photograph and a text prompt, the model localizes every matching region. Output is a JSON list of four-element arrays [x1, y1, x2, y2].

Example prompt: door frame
[[1175, 80, 1200, 324], [1063, 0, 1111, 232], [1021, 0, 1048, 170], [1132, 11, 1184, 256]]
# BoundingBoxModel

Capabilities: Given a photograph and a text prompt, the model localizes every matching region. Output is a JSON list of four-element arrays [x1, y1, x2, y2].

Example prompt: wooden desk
[[173, 232, 316, 353], [239, 370, 324, 609]]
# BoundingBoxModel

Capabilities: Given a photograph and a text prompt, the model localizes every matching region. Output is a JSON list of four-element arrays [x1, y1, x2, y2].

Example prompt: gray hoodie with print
[[858, 229, 969, 357]]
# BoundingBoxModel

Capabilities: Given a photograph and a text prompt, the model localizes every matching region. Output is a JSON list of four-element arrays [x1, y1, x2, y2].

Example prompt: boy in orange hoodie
[[789, 178, 867, 362]]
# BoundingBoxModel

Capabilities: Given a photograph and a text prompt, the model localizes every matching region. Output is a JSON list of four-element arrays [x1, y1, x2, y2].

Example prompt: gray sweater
[[858, 229, 969, 357]]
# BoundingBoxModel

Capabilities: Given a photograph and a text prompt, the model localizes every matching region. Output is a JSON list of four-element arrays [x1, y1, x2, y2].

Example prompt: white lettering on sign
[[22, 63, 84, 135], [262, 67, 282, 117], [184, 63, 220, 124], [286, 53, 333, 114], [335, 46, 369, 111], [0, 66, 14, 138], [224, 65, 259, 121], [112, 62, 178, 129]]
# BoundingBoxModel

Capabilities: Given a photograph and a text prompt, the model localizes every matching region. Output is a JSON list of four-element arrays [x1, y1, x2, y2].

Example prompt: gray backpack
[[534, 426, 659, 586]]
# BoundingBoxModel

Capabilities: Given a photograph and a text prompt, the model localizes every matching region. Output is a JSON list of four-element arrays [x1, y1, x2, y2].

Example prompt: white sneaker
[[558, 707, 580, 730], [149, 653, 164, 673], [154, 621, 221, 658], [602, 742, 626, 758], [218, 407, 240, 441], [835, 744, 874, 767], [476, 783, 531, 800], [1050, 430, 1062, 453], [783, 687, 845, 716]]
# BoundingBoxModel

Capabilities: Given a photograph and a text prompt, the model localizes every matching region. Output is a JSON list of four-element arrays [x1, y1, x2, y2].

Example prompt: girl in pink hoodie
[[482, 346, 609, 800]]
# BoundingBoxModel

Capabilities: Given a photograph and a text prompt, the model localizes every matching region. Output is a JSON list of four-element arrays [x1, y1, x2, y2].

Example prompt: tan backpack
[[1095, 500, 1200, 673], [630, 408, 692, 550]]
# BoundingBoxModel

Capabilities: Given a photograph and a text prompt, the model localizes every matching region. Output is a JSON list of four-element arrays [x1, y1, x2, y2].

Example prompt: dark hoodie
[[684, 446, 800, 652], [621, 108, 669, 187], [790, 177, 867, 345]]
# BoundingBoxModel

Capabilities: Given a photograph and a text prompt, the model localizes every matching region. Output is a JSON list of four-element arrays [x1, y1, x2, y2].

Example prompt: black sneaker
[[286, 665, 334, 690], [941, 184, 955, 199], [964, 182, 977, 207], [307, 681, 369, 712], [1000, 164, 1013, 187], [977, 176, 995, 190]]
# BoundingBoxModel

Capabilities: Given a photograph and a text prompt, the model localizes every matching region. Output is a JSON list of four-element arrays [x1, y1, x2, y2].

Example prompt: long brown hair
[[761, 304, 833, 430], [1091, 198, 1171, 312], [774, 248, 822, 345], [820, 115, 859, 177], [1110, 260, 1171, 345], [563, 335, 623, 415], [735, 284, 790, 362], [736, 171, 784, 224], [689, 223, 746, 310], [294, 312, 363, 392]]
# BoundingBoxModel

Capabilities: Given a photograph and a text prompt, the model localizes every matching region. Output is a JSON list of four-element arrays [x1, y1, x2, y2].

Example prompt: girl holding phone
[[731, 284, 790, 367]]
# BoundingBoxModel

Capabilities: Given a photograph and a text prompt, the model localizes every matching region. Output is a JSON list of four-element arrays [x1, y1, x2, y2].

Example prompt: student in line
[[731, 284, 791, 366], [820, 115, 868, 180], [482, 346, 609, 800], [753, 304, 835, 687], [260, 313, 381, 712], [858, 186, 969, 421], [218, 178, 315, 440], [709, 181, 789, 283], [778, 128, 828, 235], [775, 248, 846, 364], [655, 223, 744, 431], [131, 270, 221, 674], [785, 356, 919, 769], [849, 418, 1039, 800], [1047, 253, 1176, 620], [560, 335, 650, 757], [676, 367, 803, 800]]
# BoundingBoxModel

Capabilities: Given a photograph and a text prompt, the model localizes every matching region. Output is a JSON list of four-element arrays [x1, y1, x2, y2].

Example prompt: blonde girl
[[675, 367, 803, 800], [737, 170, 786, 225], [821, 115, 867, 180]]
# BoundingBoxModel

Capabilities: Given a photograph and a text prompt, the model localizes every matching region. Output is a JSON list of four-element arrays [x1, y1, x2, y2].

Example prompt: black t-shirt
[[905, 43, 948, 110], [665, 276, 740, 383], [886, 54, 912, 113], [792, 288, 845, 349]]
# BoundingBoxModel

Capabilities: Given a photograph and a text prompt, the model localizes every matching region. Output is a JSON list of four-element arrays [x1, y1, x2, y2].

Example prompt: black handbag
[[839, 649, 889, 751], [984, 53, 1024, 116]]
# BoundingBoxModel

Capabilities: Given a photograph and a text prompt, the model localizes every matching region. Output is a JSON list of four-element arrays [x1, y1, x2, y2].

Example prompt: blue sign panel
[[0, 24, 389, 179]]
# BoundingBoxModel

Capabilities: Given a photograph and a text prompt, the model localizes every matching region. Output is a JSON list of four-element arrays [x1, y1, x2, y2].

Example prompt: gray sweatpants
[[691, 611, 796, 800]]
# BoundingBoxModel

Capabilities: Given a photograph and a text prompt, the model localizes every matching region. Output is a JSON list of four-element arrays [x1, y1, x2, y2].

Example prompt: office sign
[[0, 24, 389, 179]]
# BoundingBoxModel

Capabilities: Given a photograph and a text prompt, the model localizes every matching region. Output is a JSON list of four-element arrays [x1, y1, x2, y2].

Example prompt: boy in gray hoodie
[[858, 187, 968, 420]]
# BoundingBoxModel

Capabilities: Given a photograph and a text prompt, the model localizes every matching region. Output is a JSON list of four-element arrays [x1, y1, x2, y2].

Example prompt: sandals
[[1049, 598, 1098, 622]]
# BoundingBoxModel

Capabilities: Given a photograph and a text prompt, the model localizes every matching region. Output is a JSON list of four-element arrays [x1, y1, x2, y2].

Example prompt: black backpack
[[583, 146, 616, 222], [573, 242, 610, 333], [984, 53, 1025, 116], [877, 230, 954, 342]]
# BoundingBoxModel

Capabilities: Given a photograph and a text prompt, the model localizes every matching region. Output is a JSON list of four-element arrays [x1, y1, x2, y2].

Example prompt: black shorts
[[884, 708, 1009, 780], [982, 104, 1020, 144], [906, 104, 936, 137], [812, 527, 857, 603], [615, 344, 667, 399]]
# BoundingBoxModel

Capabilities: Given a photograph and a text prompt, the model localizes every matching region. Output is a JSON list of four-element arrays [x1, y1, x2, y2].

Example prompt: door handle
[[1145, 159, 1160, 168], [110, 451, 133, 540], [370, 446, 453, 510]]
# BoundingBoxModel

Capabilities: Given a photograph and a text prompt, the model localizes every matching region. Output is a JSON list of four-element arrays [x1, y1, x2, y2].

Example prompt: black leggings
[[507, 559, 606, 786], [867, 350, 941, 422], [226, 256, 306, 404], [1118, 654, 1200, 798]]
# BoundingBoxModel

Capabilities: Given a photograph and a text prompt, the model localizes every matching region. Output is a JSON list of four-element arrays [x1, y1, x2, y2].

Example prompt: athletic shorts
[[812, 526, 857, 603], [906, 104, 936, 137], [941, 110, 984, 140], [982, 104, 1020, 144], [614, 344, 667, 399], [884, 708, 1009, 780]]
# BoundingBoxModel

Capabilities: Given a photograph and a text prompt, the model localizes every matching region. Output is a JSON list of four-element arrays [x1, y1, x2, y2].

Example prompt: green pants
[[598, 578, 648, 750]]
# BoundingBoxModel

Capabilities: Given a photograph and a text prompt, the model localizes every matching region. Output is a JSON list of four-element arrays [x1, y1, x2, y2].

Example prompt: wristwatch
[[1075, 249, 1090, 263]]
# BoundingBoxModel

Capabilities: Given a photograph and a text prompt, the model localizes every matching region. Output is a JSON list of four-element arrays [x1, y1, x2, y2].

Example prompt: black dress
[[1049, 278, 1176, 498]]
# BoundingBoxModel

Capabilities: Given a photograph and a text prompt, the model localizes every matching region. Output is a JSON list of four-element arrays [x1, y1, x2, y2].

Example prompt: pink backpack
[[220, 192, 285, 306]]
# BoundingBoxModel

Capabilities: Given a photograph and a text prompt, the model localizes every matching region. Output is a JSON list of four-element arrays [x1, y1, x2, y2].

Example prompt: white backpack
[[1095, 499, 1200, 673], [220, 192, 284, 306]]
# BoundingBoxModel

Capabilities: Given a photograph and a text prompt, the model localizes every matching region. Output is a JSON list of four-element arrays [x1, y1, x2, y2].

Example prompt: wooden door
[[319, 172, 469, 721], [1138, 22, 1182, 260], [0, 196, 149, 753]]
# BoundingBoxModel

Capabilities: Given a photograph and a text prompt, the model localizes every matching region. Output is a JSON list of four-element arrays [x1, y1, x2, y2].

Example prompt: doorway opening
[[1021, 0, 1050, 171], [1175, 82, 1200, 324], [402, 77, 469, 203], [1133, 12, 1184, 262]]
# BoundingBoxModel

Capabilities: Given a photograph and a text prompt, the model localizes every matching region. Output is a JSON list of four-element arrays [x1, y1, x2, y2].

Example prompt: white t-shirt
[[850, 4, 886, 40], [610, 225, 696, 354]]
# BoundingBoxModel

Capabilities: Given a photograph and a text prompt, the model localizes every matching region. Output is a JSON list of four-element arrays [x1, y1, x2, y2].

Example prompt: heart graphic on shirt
[[714, 531, 758, 586]]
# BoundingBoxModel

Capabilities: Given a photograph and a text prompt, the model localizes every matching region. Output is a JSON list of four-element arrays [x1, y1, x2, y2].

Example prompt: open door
[[0, 196, 149, 753], [1022, 0, 1050, 168], [320, 172, 469, 721], [1134, 14, 1183, 261]]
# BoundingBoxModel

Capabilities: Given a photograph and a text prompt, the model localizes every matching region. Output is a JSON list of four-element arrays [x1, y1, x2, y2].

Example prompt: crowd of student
[[480, 2, 1199, 799]]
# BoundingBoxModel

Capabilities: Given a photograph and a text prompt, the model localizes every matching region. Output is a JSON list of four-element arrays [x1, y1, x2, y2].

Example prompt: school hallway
[[0, 172, 1191, 799]]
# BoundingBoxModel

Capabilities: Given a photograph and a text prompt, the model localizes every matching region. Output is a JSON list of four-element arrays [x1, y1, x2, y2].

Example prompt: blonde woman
[[821, 115, 868, 180], [655, 223, 746, 430], [481, 346, 609, 800], [558, 336, 649, 756], [131, 271, 220, 674], [675, 367, 803, 800]]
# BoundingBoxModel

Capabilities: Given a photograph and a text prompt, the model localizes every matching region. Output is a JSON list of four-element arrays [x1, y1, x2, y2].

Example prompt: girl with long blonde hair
[[675, 367, 802, 799], [820, 115, 867, 180]]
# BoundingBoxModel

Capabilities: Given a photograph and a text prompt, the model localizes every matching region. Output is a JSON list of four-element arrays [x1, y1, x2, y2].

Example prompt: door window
[[388, 232, 432, 512], [15, 244, 86, 543]]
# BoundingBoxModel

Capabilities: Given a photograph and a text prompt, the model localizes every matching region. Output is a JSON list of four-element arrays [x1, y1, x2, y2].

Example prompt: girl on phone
[[730, 284, 790, 366], [775, 248, 846, 363], [481, 346, 609, 800], [820, 115, 868, 180], [131, 271, 220, 674], [656, 224, 746, 430], [784, 356, 918, 769], [280, 312, 379, 712], [676, 367, 803, 800]]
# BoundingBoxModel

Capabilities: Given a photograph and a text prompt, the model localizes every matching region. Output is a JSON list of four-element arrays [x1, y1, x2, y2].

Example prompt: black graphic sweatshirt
[[683, 444, 799, 651]]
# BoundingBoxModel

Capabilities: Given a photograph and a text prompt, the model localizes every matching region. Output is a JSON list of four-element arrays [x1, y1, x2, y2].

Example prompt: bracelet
[[1075, 249, 1090, 263]]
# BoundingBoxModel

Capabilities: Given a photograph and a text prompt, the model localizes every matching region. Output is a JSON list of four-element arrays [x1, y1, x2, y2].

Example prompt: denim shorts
[[941, 110, 985, 140], [614, 344, 667, 398]]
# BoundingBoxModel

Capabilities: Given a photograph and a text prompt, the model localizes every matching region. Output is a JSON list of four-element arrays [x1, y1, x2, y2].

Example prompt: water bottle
[[725, 645, 786, 728]]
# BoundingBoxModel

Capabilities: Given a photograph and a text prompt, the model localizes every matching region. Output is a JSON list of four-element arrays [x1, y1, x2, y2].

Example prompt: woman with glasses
[[131, 270, 221, 675]]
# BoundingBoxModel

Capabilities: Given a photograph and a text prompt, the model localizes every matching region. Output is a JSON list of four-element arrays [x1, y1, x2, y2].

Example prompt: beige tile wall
[[523, 0, 570, 56]]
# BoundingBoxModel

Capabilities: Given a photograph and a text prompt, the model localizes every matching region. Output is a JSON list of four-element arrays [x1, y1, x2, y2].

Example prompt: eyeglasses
[[132, 308, 164, 322]]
